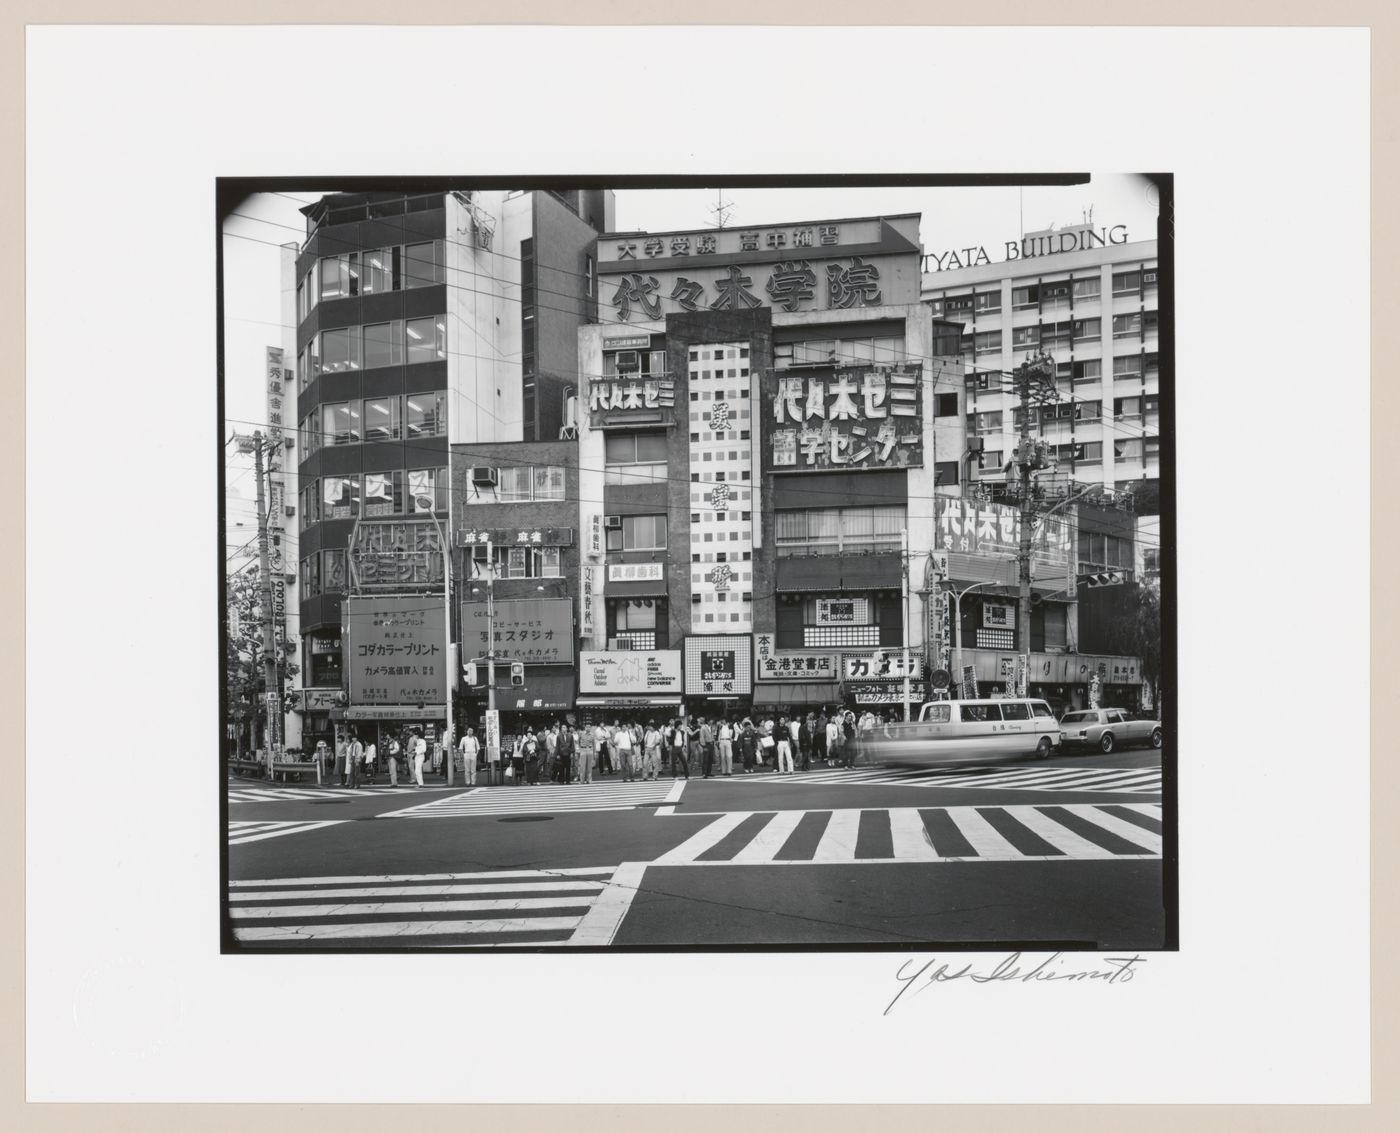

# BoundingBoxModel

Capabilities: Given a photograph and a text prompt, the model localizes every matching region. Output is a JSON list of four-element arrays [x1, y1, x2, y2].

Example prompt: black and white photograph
[[219, 176, 1174, 952]]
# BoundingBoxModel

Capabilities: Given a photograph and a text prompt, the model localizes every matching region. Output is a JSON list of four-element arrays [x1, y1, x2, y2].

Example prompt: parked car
[[1058, 707, 1163, 753]]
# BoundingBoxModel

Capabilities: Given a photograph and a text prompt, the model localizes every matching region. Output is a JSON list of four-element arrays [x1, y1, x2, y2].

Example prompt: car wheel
[[1099, 732, 1115, 754], [1150, 728, 1163, 749], [1035, 737, 1054, 761]]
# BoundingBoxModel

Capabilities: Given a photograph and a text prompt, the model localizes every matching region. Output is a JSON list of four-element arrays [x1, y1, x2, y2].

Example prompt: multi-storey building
[[576, 214, 955, 725], [286, 189, 610, 754]]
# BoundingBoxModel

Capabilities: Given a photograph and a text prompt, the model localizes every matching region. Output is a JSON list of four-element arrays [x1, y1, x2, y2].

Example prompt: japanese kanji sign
[[765, 364, 924, 472], [754, 634, 836, 682], [588, 378, 676, 422], [607, 563, 664, 582], [344, 595, 447, 707], [842, 650, 922, 682], [935, 497, 1071, 568], [461, 597, 574, 665], [349, 518, 445, 591], [684, 635, 753, 697], [456, 527, 574, 548]]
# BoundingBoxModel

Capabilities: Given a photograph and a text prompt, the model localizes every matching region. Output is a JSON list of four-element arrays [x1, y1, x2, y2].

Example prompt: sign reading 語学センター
[[344, 595, 447, 707], [461, 597, 574, 666], [580, 650, 682, 695], [764, 364, 924, 472]]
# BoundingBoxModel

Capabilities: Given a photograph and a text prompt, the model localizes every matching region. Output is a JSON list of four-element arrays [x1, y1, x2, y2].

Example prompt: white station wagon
[[1058, 708, 1163, 754]]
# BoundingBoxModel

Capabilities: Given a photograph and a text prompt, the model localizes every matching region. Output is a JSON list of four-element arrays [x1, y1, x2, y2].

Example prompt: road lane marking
[[887, 808, 942, 860], [569, 862, 649, 946], [376, 781, 677, 819], [653, 812, 752, 863], [1008, 808, 1121, 858], [228, 820, 346, 845], [718, 764, 1161, 794], [1080, 807, 1164, 854], [231, 897, 597, 919], [229, 881, 608, 902], [230, 867, 612, 888], [235, 916, 586, 942]]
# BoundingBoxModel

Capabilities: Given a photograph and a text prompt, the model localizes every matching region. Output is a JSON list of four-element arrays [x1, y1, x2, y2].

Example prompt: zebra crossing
[[227, 867, 621, 946], [377, 780, 679, 820], [653, 803, 1162, 864], [729, 764, 1161, 794], [228, 785, 452, 803], [228, 819, 348, 845]]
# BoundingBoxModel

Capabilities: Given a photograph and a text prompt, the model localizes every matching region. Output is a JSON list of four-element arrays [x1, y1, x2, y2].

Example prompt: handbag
[[504, 764, 515, 779]]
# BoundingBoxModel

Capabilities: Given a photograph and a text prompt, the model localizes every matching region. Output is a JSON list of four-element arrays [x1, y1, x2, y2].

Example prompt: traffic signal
[[510, 661, 525, 687], [1080, 571, 1125, 588], [464, 660, 478, 687]]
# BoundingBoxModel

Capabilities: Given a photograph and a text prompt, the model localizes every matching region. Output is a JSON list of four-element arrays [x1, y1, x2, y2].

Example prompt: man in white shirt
[[825, 716, 842, 767], [387, 736, 400, 786], [412, 730, 427, 787], [347, 734, 364, 789], [716, 720, 734, 777], [459, 727, 480, 786], [614, 723, 635, 781], [364, 739, 377, 783]]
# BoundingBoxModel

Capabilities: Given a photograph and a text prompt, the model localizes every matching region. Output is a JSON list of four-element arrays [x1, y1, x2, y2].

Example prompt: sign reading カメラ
[[343, 595, 447, 707], [765, 364, 923, 471]]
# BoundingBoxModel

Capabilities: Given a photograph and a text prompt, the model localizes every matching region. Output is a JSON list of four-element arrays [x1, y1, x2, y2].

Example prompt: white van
[[862, 699, 1061, 768]]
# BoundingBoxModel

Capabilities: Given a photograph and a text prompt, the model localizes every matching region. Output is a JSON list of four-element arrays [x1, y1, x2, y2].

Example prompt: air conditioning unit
[[285, 504, 296, 517], [615, 350, 639, 372], [604, 515, 622, 529], [471, 467, 499, 488]]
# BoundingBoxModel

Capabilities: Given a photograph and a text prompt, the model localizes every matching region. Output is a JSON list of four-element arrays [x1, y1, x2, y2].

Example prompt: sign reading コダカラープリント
[[765, 364, 923, 471], [344, 595, 447, 707]]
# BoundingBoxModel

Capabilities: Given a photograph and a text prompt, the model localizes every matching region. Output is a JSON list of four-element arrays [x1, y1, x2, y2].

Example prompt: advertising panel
[[607, 562, 665, 583], [580, 650, 683, 695], [765, 364, 924, 472], [344, 595, 446, 707], [350, 518, 445, 591], [684, 635, 753, 697], [935, 496, 1072, 568], [849, 682, 929, 705], [842, 650, 921, 682], [816, 597, 866, 626], [754, 633, 836, 682], [983, 602, 1014, 630], [461, 597, 574, 665]]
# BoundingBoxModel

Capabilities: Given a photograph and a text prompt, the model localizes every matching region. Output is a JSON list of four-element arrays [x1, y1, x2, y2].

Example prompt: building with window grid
[[286, 189, 611, 753]]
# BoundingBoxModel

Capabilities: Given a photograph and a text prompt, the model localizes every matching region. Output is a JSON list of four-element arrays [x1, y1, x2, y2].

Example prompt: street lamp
[[944, 579, 1003, 691], [469, 537, 499, 770]]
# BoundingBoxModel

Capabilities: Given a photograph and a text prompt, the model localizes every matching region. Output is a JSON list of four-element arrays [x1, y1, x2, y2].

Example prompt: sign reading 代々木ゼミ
[[343, 595, 447, 707], [579, 650, 683, 695], [349, 518, 445, 591], [766, 364, 923, 472]]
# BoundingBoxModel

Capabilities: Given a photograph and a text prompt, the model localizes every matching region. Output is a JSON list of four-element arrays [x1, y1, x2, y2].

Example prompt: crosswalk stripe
[[231, 897, 596, 920], [812, 810, 861, 861], [230, 881, 608, 902], [230, 867, 612, 888], [378, 782, 677, 819], [654, 811, 751, 863], [727, 765, 1161, 794], [888, 808, 941, 860], [649, 805, 1162, 865], [234, 916, 586, 943], [729, 810, 806, 863], [228, 820, 345, 845]]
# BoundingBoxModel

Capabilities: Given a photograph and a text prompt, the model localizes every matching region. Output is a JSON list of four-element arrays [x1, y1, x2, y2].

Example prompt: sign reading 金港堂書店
[[764, 365, 923, 472], [754, 634, 836, 682], [343, 595, 447, 707]]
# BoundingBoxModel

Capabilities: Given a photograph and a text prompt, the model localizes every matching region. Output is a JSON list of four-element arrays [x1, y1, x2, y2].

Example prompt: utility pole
[[1013, 352, 1056, 697], [237, 432, 281, 778], [900, 529, 912, 722]]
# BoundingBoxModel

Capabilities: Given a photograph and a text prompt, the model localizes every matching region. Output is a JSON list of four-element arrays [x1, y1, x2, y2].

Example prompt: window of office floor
[[607, 514, 667, 552], [974, 290, 1001, 312], [319, 253, 359, 301], [323, 474, 360, 519], [974, 331, 999, 354], [361, 247, 402, 294], [364, 470, 403, 516], [774, 506, 903, 555], [301, 337, 320, 384], [503, 546, 562, 579], [405, 391, 446, 438], [320, 327, 361, 373], [406, 316, 447, 364], [299, 482, 319, 529], [363, 397, 401, 442], [299, 411, 321, 456], [300, 555, 320, 598], [604, 431, 667, 485], [323, 548, 348, 592], [1114, 438, 1144, 461], [323, 401, 361, 445], [934, 392, 959, 417], [406, 467, 448, 513], [1113, 313, 1142, 338], [405, 241, 445, 289], [1072, 276, 1100, 299], [1073, 359, 1101, 381], [533, 465, 566, 501], [363, 321, 404, 369], [1072, 318, 1101, 341]]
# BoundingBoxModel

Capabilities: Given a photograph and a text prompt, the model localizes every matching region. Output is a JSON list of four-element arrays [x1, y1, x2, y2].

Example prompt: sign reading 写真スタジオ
[[461, 597, 574, 666], [343, 595, 447, 707], [765, 364, 923, 472]]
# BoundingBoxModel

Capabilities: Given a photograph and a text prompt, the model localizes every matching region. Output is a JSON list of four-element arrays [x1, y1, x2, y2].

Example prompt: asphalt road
[[225, 747, 1167, 951]]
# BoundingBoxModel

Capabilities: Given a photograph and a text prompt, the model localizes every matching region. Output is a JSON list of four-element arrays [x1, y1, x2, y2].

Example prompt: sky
[[221, 176, 1160, 563]]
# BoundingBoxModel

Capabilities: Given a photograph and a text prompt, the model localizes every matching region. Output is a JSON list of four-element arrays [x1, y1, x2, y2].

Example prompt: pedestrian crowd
[[308, 708, 901, 789]]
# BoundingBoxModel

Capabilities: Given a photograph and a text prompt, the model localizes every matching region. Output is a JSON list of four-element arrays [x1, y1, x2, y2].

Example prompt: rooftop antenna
[[709, 188, 734, 230]]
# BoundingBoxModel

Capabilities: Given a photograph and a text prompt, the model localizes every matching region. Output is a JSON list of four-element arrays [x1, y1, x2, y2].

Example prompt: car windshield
[[1061, 711, 1096, 723]]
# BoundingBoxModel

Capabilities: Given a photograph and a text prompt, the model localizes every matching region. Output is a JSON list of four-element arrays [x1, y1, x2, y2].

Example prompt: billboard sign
[[754, 634, 836, 682], [765, 364, 923, 472], [344, 595, 447, 707], [349, 518, 445, 591], [579, 650, 683, 695], [935, 496, 1072, 569], [461, 597, 574, 665], [684, 635, 752, 697]]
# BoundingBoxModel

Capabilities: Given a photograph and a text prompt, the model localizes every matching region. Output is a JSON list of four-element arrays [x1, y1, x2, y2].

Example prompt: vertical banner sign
[[938, 590, 952, 673], [961, 664, 978, 701], [1089, 672, 1103, 708], [266, 347, 286, 442], [484, 708, 501, 763], [580, 563, 596, 639], [1015, 654, 1029, 697]]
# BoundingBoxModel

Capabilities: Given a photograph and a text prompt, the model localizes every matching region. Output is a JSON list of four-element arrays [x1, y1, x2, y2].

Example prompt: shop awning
[[753, 682, 843, 706], [487, 673, 577, 712], [576, 695, 682, 708]]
